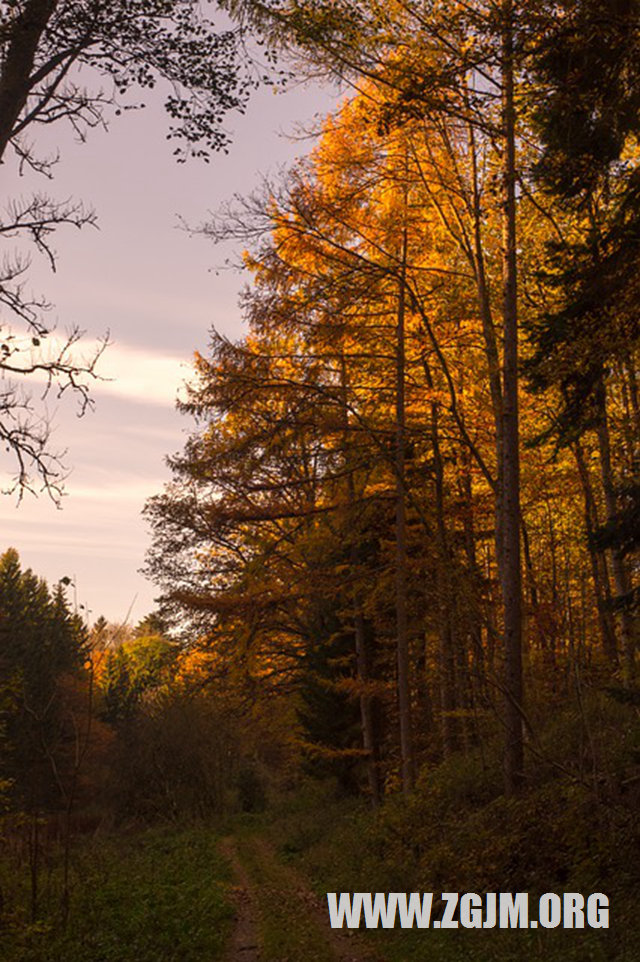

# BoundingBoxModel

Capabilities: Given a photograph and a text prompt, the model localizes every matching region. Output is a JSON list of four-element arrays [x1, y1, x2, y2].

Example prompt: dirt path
[[220, 834, 384, 962], [220, 838, 261, 961]]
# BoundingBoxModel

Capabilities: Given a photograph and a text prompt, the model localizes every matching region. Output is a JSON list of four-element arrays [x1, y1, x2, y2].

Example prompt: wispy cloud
[[95, 341, 193, 405], [16, 335, 195, 407], [66, 479, 162, 504], [8, 527, 145, 558]]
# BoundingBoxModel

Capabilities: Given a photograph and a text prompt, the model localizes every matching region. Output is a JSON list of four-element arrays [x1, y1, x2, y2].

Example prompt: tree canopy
[[146, 1, 639, 802]]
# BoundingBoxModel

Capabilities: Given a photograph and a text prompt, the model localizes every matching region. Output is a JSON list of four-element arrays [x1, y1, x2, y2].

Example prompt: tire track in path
[[219, 834, 384, 962], [220, 837, 261, 961]]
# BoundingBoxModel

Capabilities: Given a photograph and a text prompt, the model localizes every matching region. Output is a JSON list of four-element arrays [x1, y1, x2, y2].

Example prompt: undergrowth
[[0, 824, 233, 962], [262, 691, 640, 962]]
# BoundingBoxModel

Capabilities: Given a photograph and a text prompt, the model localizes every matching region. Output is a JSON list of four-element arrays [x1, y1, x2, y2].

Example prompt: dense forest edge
[[0, 547, 638, 960], [2, 0, 640, 960]]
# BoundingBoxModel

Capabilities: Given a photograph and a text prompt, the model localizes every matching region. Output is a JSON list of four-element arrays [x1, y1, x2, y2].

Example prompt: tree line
[[0, 549, 260, 927], [1, 0, 638, 823], [144, 0, 639, 802]]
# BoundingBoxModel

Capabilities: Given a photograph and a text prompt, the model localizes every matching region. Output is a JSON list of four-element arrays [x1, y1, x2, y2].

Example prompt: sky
[[0, 62, 338, 625]]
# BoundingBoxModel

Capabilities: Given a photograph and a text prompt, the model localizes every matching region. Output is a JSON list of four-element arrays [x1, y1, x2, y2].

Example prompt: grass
[[252, 692, 640, 962], [257, 791, 633, 962], [0, 824, 234, 962], [1, 692, 637, 962], [233, 829, 340, 961]]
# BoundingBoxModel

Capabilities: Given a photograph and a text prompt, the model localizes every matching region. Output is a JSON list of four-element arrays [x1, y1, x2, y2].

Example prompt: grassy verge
[[259, 787, 632, 962], [0, 824, 233, 962], [233, 830, 340, 961], [255, 694, 640, 962]]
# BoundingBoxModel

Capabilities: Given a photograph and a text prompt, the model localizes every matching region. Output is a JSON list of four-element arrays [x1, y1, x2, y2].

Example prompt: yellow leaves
[[173, 644, 229, 689]]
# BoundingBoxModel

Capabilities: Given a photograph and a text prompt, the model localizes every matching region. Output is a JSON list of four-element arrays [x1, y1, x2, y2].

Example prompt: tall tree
[[527, 0, 640, 682], [0, 548, 86, 811], [227, 0, 529, 792]]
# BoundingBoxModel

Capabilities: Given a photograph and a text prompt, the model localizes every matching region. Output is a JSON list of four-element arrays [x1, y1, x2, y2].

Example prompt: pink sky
[[1, 76, 337, 625]]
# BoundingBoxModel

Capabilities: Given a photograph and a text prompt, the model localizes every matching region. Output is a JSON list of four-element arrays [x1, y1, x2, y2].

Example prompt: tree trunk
[[434, 412, 457, 755], [574, 441, 618, 664], [459, 439, 487, 710], [501, 0, 524, 796], [338, 353, 381, 805], [467, 109, 505, 582], [395, 221, 414, 791], [0, 0, 58, 163], [353, 601, 381, 805], [595, 379, 636, 683]]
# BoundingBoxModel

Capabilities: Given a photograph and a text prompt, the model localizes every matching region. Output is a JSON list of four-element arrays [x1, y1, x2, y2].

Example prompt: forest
[[1, 1, 639, 961]]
